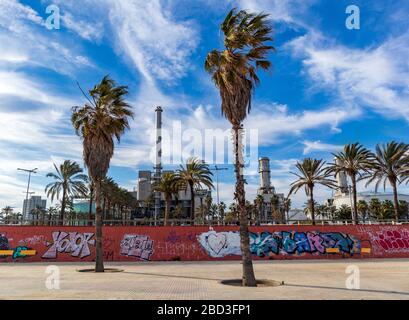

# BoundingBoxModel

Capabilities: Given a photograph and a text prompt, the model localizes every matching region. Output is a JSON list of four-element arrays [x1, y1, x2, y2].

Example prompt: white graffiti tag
[[197, 231, 241, 258], [42, 232, 95, 259], [120, 234, 154, 260]]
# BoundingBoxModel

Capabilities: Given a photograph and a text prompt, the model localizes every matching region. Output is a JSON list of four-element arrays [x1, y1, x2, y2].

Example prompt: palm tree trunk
[[189, 182, 195, 224], [94, 181, 104, 272], [310, 186, 315, 226], [88, 185, 93, 226], [59, 188, 67, 226], [351, 174, 358, 225], [391, 179, 400, 221], [233, 125, 257, 287], [164, 196, 171, 226]]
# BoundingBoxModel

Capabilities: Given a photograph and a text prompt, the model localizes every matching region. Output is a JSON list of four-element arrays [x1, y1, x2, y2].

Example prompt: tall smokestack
[[154, 106, 163, 225], [258, 157, 273, 194], [334, 157, 348, 195]]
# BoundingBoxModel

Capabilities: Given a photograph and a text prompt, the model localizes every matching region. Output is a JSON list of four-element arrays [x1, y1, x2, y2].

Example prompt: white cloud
[[108, 0, 198, 83], [288, 31, 409, 121], [302, 140, 343, 155]]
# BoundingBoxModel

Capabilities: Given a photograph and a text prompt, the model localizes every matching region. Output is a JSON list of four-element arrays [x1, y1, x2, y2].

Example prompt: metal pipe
[[154, 106, 163, 226]]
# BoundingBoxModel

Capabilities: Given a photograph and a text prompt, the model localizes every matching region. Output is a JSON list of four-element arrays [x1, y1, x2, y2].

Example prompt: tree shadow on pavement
[[284, 283, 409, 296]]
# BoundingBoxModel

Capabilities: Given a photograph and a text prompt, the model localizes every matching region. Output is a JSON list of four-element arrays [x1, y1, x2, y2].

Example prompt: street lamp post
[[210, 165, 228, 205], [17, 168, 38, 220]]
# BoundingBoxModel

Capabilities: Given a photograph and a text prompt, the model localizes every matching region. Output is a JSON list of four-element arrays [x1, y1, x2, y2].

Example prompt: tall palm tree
[[1, 206, 14, 224], [45, 160, 88, 225], [177, 158, 213, 221], [288, 158, 336, 225], [205, 8, 274, 287], [366, 142, 409, 221], [327, 143, 373, 224], [357, 200, 369, 222], [283, 198, 291, 222], [154, 172, 179, 226], [254, 195, 264, 223], [72, 75, 133, 272]]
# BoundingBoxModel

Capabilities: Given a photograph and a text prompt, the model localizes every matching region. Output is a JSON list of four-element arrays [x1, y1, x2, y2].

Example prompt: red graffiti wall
[[1, 225, 409, 262]]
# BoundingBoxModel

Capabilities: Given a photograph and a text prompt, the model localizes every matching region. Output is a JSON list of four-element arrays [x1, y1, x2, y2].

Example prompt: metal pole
[[154, 106, 163, 226], [211, 166, 228, 205], [17, 168, 37, 220]]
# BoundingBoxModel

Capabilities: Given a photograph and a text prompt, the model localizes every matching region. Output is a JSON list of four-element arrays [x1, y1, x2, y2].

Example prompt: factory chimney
[[334, 158, 349, 195], [258, 157, 274, 194], [154, 106, 163, 225]]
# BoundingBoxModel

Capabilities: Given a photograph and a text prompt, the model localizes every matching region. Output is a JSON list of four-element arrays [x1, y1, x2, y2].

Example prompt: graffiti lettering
[[198, 231, 360, 258], [120, 234, 154, 261], [42, 231, 95, 259], [369, 229, 409, 253]]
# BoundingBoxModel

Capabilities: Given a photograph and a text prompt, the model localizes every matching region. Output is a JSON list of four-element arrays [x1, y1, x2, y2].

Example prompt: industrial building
[[133, 106, 211, 220], [134, 169, 211, 219], [332, 168, 409, 208], [257, 157, 286, 222]]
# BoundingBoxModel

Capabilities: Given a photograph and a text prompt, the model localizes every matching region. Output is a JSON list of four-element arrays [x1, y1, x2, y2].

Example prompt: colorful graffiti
[[197, 230, 362, 258], [120, 234, 154, 261], [0, 225, 408, 262], [42, 231, 95, 259], [368, 228, 409, 253], [0, 234, 36, 259]]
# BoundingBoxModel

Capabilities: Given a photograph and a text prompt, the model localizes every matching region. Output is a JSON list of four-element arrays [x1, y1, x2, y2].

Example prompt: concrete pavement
[[1, 259, 408, 300]]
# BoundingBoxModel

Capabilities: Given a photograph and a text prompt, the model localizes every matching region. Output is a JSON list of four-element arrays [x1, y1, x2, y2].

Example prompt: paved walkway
[[1, 259, 409, 300]]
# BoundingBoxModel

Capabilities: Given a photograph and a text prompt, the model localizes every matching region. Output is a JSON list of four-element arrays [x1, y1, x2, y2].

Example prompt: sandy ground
[[0, 259, 408, 300]]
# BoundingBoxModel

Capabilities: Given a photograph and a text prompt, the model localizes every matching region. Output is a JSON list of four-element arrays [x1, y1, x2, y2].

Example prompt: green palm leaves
[[177, 157, 214, 220], [72, 75, 134, 181], [365, 141, 409, 220], [154, 172, 180, 226], [205, 8, 274, 126], [45, 160, 88, 202], [289, 158, 336, 225], [327, 143, 374, 224], [45, 160, 88, 224]]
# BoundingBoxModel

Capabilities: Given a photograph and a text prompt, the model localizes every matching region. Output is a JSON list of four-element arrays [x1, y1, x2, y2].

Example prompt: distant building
[[257, 157, 285, 222], [135, 169, 211, 219], [331, 162, 409, 208], [23, 196, 46, 220]]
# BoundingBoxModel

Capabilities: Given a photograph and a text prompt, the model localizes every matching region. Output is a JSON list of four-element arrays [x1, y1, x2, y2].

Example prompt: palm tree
[[1, 206, 13, 224], [366, 142, 409, 221], [283, 198, 291, 222], [369, 198, 382, 219], [205, 8, 274, 287], [177, 158, 213, 222], [288, 158, 336, 225], [254, 195, 264, 223], [154, 172, 179, 226], [357, 200, 369, 222], [327, 143, 373, 224], [45, 160, 88, 225], [334, 204, 352, 220], [46, 206, 58, 225], [72, 75, 134, 272]]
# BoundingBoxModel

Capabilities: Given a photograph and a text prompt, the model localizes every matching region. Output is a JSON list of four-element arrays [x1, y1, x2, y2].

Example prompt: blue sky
[[1, 0, 409, 211]]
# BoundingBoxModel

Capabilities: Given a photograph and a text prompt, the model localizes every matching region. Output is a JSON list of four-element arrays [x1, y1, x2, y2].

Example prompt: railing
[[1, 218, 408, 226]]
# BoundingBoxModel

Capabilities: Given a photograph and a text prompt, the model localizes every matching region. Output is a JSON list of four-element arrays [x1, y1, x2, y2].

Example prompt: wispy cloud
[[302, 140, 343, 155], [288, 30, 409, 121]]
